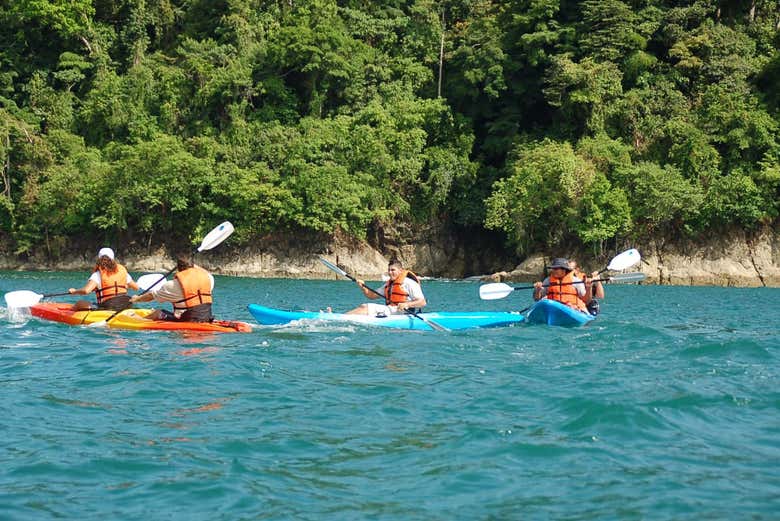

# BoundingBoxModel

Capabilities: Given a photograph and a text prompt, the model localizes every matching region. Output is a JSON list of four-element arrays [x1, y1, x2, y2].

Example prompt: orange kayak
[[30, 302, 252, 333]]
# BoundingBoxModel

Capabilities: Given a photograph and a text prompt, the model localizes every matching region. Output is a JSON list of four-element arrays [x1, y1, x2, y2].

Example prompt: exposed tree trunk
[[2, 131, 9, 198], [438, 9, 445, 98]]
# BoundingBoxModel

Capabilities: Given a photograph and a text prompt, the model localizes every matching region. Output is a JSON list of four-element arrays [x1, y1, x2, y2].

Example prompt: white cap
[[97, 247, 115, 260]]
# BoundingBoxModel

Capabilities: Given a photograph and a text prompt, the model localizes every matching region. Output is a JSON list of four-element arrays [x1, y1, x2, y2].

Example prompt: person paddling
[[69, 247, 140, 311], [569, 259, 603, 316], [345, 258, 427, 316], [129, 253, 215, 322], [533, 257, 592, 312], [569, 259, 605, 299]]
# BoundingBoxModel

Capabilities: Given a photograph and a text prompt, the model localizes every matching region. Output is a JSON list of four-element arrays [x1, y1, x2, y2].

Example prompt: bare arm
[[397, 296, 426, 311], [590, 271, 605, 299], [69, 279, 97, 295], [355, 279, 382, 300]]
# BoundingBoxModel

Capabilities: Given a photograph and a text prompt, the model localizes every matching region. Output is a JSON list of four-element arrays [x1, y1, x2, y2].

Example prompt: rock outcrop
[[0, 224, 777, 287], [491, 226, 780, 287]]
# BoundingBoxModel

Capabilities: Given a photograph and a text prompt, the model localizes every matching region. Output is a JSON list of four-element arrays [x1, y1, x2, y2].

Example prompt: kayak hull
[[30, 303, 252, 333], [247, 304, 524, 331], [525, 299, 595, 327]]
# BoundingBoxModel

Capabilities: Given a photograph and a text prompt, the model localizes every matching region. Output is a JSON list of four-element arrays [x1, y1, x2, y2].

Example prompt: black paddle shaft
[[513, 277, 613, 291]]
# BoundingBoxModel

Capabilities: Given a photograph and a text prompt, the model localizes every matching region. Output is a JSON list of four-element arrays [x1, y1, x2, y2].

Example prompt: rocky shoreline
[[1, 226, 778, 288]]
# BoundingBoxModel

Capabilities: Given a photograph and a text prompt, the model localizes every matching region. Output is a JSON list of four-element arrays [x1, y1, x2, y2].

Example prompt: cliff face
[[0, 225, 778, 287], [492, 226, 780, 287]]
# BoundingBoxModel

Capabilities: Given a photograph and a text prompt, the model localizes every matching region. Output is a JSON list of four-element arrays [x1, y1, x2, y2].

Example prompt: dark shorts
[[157, 308, 214, 323], [156, 309, 180, 322], [96, 295, 132, 311]]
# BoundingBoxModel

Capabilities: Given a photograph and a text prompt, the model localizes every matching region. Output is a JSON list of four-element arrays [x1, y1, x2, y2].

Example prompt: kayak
[[247, 304, 525, 331], [30, 303, 252, 333], [525, 299, 595, 327]]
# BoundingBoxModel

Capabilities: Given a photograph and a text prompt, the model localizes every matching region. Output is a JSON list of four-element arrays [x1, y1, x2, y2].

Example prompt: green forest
[[1, 0, 778, 259]]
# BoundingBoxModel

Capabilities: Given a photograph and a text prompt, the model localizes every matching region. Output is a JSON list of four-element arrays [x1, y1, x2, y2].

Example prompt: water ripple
[[1, 278, 779, 519]]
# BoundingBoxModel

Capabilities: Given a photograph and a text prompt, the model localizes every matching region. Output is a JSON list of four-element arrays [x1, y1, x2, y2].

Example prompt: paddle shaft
[[516, 278, 607, 313], [514, 277, 614, 291], [357, 277, 449, 332], [101, 264, 178, 325]]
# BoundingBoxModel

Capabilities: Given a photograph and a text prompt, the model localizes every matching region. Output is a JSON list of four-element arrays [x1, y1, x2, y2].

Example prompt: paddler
[[129, 253, 215, 322], [569, 258, 603, 316], [69, 247, 140, 311], [345, 258, 427, 316], [569, 259, 605, 299], [533, 257, 592, 312]]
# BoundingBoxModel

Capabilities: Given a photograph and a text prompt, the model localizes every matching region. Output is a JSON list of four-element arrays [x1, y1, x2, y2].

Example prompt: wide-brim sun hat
[[546, 257, 572, 271], [97, 247, 115, 260]]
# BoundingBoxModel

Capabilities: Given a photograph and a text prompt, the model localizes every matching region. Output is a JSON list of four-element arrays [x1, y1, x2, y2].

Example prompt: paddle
[[478, 248, 643, 302], [89, 221, 235, 328], [479, 272, 647, 300], [597, 248, 641, 274], [4, 290, 73, 308], [319, 257, 450, 332], [135, 273, 167, 292]]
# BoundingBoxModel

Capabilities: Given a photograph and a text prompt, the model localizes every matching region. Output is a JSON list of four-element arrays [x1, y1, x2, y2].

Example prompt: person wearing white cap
[[68, 247, 140, 311]]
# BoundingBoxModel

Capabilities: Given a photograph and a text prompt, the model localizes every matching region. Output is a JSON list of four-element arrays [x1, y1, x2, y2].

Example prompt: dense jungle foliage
[[0, 0, 778, 257]]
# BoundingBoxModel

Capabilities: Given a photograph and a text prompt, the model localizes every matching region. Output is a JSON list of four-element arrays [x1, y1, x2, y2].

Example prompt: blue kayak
[[247, 304, 525, 331], [525, 299, 596, 327]]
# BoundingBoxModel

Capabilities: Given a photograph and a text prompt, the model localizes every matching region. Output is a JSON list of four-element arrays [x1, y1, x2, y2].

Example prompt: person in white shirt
[[345, 258, 427, 316], [69, 247, 139, 311]]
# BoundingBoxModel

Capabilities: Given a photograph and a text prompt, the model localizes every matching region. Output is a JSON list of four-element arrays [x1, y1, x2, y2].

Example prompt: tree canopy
[[1, 0, 778, 257]]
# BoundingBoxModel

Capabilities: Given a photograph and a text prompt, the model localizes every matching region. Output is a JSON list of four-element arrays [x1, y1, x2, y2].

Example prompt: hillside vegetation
[[1, 0, 778, 258]]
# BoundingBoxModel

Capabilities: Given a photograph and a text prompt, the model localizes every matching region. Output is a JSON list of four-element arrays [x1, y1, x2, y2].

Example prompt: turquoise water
[[1, 272, 778, 520]]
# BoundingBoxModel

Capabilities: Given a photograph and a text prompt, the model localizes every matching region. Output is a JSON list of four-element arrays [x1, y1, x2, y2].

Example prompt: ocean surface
[[1, 271, 778, 520]]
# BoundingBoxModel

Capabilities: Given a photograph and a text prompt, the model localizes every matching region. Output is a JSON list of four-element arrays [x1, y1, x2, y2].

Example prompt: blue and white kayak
[[525, 299, 595, 327], [247, 304, 525, 331]]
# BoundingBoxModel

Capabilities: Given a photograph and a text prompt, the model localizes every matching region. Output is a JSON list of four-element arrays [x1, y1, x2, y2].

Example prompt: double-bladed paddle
[[319, 257, 449, 332], [3, 273, 166, 309], [479, 272, 646, 300], [479, 248, 644, 302], [88, 221, 235, 328]]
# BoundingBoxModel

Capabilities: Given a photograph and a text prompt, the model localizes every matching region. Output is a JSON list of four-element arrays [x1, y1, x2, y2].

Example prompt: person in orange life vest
[[345, 258, 427, 316], [568, 259, 605, 299], [68, 247, 140, 311], [532, 257, 592, 312], [129, 253, 215, 322]]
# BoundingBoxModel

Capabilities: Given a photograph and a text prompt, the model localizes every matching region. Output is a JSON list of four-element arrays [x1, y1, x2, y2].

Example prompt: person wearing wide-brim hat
[[533, 257, 592, 311]]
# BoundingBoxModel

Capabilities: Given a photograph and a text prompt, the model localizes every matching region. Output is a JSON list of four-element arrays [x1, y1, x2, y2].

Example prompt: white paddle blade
[[607, 248, 641, 271], [479, 283, 515, 300], [4, 290, 44, 308], [136, 273, 166, 292], [197, 221, 234, 252], [609, 272, 646, 283], [319, 257, 348, 277]]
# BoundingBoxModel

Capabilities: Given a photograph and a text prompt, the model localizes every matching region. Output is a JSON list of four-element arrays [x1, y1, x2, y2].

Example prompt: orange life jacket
[[546, 271, 587, 312], [384, 270, 420, 305], [95, 264, 129, 304], [173, 266, 213, 311]]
